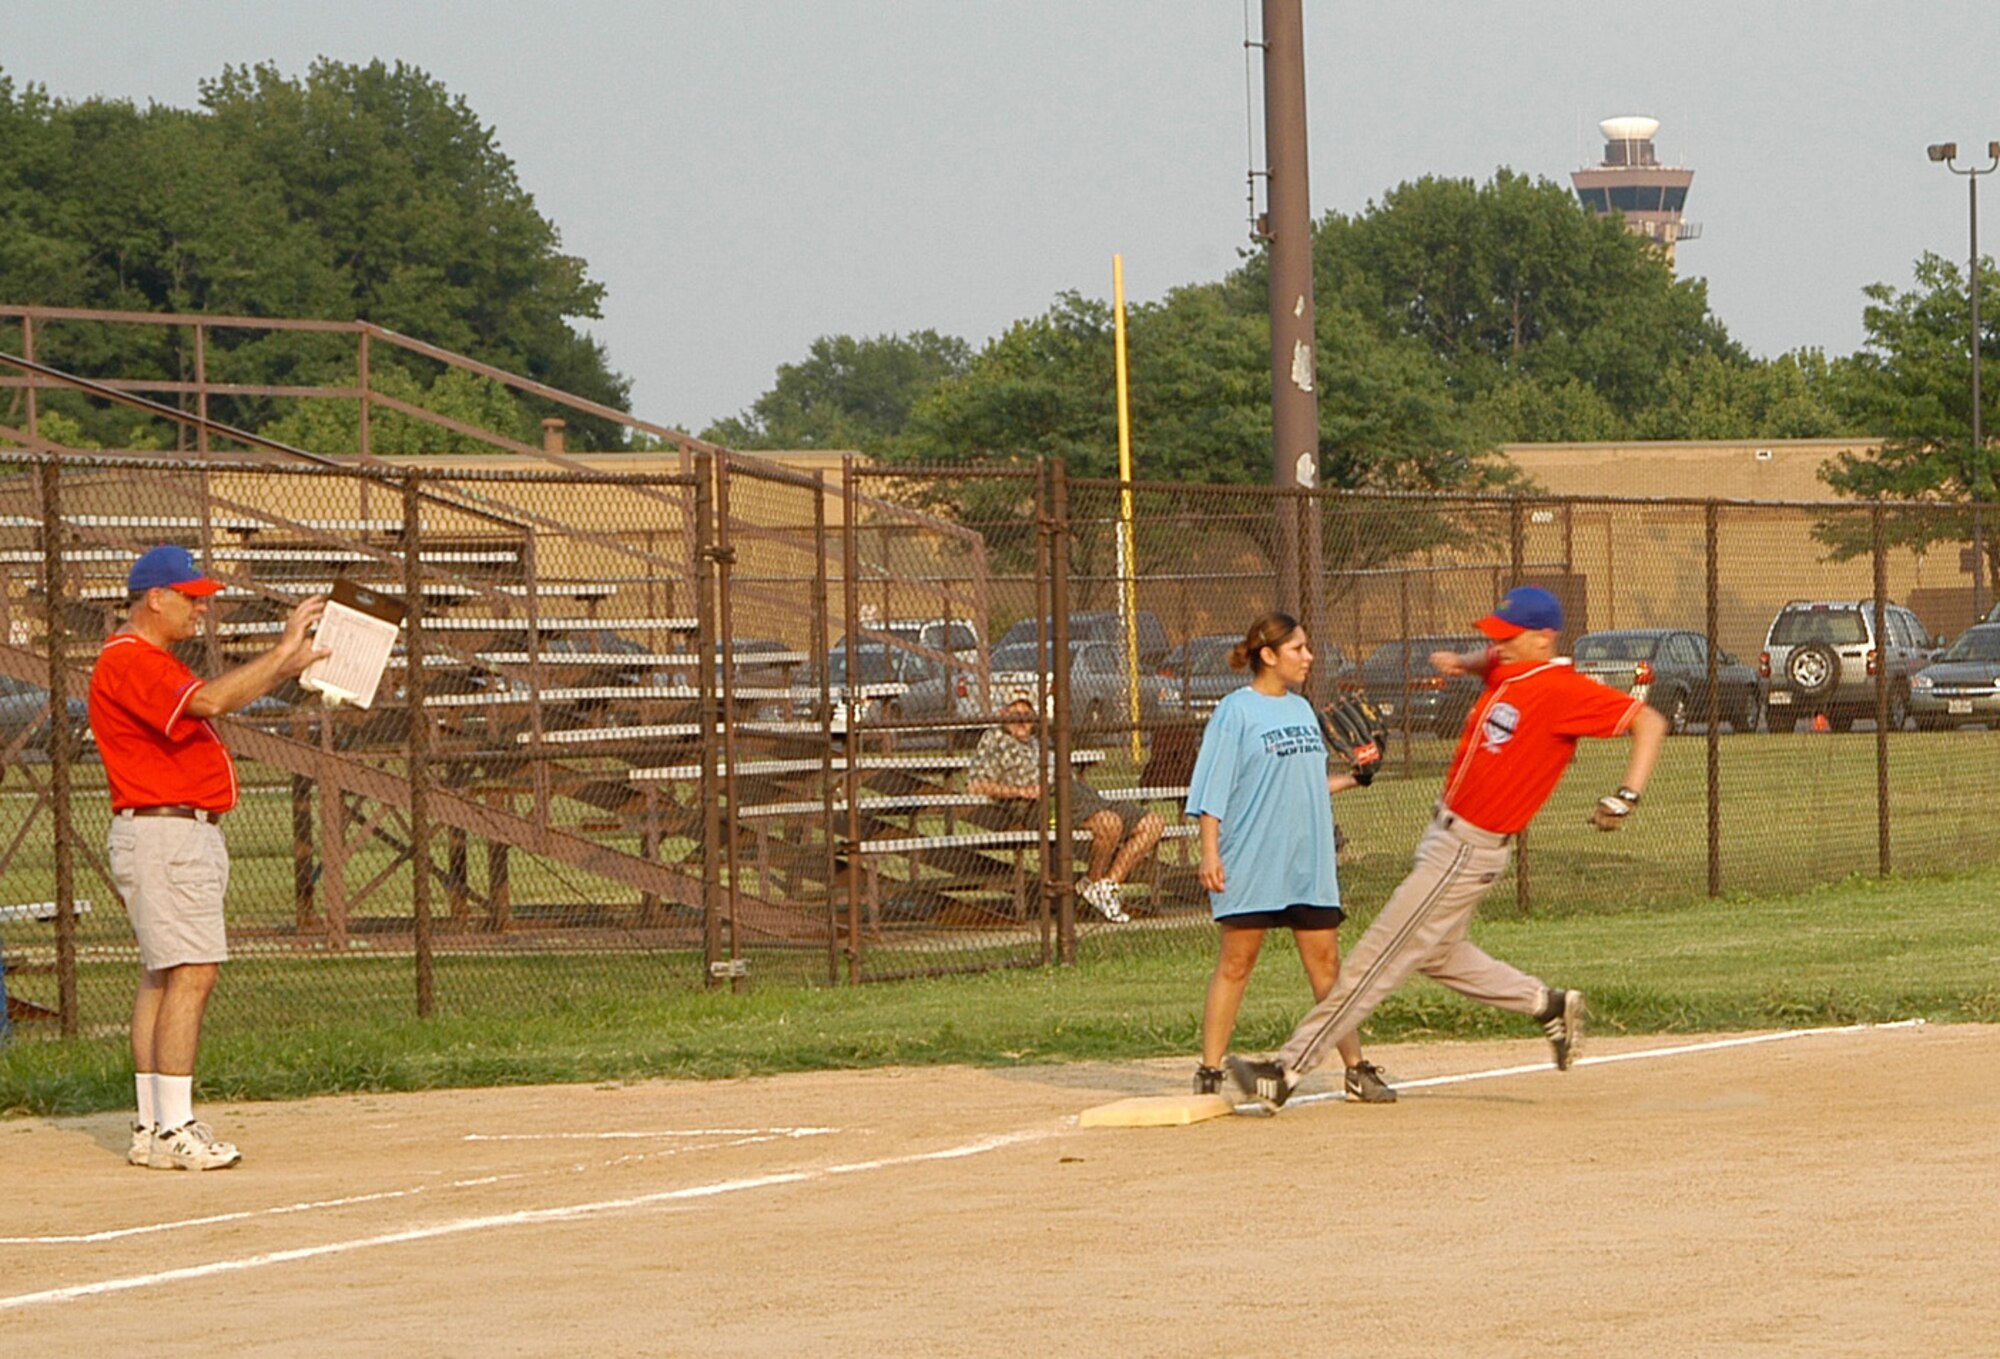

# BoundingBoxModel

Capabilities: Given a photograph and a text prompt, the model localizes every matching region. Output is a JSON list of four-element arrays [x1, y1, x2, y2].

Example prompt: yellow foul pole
[[1113, 255, 1142, 761]]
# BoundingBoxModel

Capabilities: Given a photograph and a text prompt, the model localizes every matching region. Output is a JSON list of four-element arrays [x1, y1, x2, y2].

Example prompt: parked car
[[0, 675, 91, 757], [1910, 623, 2000, 730], [986, 639, 1167, 734], [994, 611, 1173, 671], [540, 627, 653, 680], [1572, 628, 1763, 734], [795, 642, 954, 737], [646, 638, 797, 691], [1354, 635, 1487, 735], [1156, 633, 1351, 717], [834, 617, 982, 664], [1759, 600, 1935, 732]]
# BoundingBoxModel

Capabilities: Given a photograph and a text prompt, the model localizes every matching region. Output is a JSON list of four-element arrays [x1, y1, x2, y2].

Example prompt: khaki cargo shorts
[[108, 814, 231, 970]]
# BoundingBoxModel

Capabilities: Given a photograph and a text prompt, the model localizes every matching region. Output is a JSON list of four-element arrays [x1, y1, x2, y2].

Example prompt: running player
[[1225, 585, 1668, 1111]]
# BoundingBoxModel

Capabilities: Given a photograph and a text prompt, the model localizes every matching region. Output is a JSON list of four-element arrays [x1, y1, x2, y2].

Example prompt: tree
[[258, 365, 534, 456], [0, 60, 632, 451], [703, 330, 970, 452], [1630, 350, 1849, 441], [1820, 252, 2000, 593], [1312, 169, 1743, 409], [197, 59, 630, 448]]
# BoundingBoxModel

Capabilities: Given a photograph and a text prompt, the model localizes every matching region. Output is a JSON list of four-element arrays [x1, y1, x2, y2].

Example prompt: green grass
[[6, 857, 1996, 1117]]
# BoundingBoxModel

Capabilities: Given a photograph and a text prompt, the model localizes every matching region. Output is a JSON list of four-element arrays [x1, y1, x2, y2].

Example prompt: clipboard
[[299, 577, 408, 709]]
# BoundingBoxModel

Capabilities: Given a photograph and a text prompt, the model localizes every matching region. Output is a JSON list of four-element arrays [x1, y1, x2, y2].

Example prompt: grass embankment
[[5, 861, 1995, 1117]]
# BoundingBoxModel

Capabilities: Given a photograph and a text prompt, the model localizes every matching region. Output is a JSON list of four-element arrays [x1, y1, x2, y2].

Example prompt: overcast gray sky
[[5, 2, 1996, 435]]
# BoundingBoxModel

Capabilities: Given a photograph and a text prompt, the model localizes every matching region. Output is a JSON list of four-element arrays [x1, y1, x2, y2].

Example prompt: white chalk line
[[0, 1021, 1924, 1312], [1275, 1017, 1927, 1111], [0, 1130, 1049, 1313], [0, 1128, 839, 1246], [463, 1126, 838, 1141]]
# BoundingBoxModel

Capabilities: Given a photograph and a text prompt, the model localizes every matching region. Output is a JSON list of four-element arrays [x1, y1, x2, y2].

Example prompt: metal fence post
[[40, 459, 79, 1036], [810, 470, 837, 985], [693, 450, 722, 986], [712, 458, 744, 994], [841, 461, 863, 983], [1705, 501, 1722, 898], [1050, 460, 1075, 965], [403, 473, 434, 1018], [1512, 495, 1531, 916], [1509, 498, 1526, 587], [1873, 502, 1891, 877]]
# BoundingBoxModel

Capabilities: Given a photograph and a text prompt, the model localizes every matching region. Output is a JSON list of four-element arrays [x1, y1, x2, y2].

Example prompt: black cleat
[[1540, 988, 1586, 1071], [1224, 1055, 1293, 1112], [1193, 1065, 1225, 1096], [1343, 1059, 1397, 1104]]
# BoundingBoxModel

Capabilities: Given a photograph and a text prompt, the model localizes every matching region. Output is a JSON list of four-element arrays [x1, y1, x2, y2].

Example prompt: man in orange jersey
[[1226, 586, 1668, 1111], [89, 546, 328, 1168]]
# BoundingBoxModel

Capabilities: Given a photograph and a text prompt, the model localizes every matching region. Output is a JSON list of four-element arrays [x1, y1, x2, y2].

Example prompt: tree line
[[0, 59, 627, 450], [1, 59, 1993, 557]]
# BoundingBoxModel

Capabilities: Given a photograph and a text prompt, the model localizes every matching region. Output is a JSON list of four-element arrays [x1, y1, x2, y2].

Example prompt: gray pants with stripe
[[1275, 810, 1547, 1077]]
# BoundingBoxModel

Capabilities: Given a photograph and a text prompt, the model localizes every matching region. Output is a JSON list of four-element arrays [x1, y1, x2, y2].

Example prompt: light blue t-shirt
[[1183, 686, 1340, 919]]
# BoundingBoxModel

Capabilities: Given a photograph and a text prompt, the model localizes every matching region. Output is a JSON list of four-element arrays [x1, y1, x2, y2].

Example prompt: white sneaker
[[151, 1119, 242, 1171], [1080, 878, 1130, 924], [128, 1121, 154, 1167]]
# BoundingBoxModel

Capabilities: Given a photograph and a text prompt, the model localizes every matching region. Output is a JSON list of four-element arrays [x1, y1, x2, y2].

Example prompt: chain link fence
[[4, 452, 1997, 1043]]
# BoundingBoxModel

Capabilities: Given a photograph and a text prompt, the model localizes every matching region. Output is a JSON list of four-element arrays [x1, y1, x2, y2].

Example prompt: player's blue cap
[[128, 544, 223, 597], [1477, 585, 1563, 639]]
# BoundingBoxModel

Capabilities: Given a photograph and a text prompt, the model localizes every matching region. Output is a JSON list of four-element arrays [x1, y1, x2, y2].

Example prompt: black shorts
[[1218, 904, 1346, 932]]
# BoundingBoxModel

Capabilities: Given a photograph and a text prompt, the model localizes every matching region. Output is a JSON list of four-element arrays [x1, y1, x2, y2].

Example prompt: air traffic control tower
[[1571, 115, 1698, 267]]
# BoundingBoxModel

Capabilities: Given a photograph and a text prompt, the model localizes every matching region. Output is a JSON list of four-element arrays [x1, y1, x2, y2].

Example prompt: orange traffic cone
[[1811, 713, 1831, 732]]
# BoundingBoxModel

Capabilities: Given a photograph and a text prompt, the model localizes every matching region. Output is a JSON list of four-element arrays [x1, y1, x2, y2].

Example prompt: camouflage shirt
[[967, 726, 1043, 791]]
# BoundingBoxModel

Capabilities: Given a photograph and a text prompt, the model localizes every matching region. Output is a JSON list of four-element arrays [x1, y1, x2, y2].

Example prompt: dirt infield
[[5, 1022, 1996, 1357]]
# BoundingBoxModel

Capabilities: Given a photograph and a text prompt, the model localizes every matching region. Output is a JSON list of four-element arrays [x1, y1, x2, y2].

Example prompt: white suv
[[1760, 600, 1934, 733]]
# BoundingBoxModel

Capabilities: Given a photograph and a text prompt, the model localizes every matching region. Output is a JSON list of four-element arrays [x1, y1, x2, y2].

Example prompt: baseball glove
[[1588, 786, 1641, 831], [1319, 691, 1388, 786]]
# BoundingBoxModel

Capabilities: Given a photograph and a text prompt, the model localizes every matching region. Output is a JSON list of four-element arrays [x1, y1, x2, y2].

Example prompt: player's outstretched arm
[[1429, 647, 1490, 678], [1590, 704, 1669, 831], [1621, 703, 1668, 795], [187, 595, 331, 718]]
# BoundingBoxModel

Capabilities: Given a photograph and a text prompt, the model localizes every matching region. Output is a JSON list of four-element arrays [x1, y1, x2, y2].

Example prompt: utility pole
[[1261, 0, 1324, 665]]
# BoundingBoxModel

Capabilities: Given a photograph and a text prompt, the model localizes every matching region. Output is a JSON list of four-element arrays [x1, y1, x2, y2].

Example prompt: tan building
[[1503, 437, 1874, 502], [1499, 438, 1984, 648]]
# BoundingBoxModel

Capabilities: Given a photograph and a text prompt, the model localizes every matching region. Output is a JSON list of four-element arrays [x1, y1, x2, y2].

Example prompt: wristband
[[1615, 786, 1641, 806]]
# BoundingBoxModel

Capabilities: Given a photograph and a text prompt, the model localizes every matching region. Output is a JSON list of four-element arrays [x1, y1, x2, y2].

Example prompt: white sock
[[157, 1075, 194, 1131], [135, 1073, 157, 1129]]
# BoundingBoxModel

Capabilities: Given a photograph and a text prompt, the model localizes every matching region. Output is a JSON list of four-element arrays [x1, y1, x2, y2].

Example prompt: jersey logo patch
[[1480, 700, 1520, 753]]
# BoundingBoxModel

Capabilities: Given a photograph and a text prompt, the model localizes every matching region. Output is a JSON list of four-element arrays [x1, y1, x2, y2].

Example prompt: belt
[[1436, 809, 1513, 847], [122, 805, 226, 826]]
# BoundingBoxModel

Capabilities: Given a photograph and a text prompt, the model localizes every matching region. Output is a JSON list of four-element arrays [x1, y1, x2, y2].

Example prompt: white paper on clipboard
[[299, 579, 407, 710]]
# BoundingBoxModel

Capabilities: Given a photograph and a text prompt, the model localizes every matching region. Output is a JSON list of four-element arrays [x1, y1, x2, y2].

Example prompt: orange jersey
[[1439, 654, 1643, 835], [87, 633, 238, 813]]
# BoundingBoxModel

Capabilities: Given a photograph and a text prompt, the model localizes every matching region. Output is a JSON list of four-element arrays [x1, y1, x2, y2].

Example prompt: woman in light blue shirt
[[1186, 613, 1393, 1105]]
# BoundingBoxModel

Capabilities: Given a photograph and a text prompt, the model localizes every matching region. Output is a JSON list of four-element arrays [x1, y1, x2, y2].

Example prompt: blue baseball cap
[[1477, 585, 1563, 639], [129, 545, 223, 597]]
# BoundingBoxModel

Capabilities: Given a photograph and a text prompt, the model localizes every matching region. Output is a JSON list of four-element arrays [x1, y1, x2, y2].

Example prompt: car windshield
[[991, 641, 1074, 672], [1363, 637, 1483, 669], [827, 647, 892, 684], [1575, 634, 1660, 662], [1941, 626, 2000, 662], [1770, 609, 1867, 645], [1184, 637, 1235, 673]]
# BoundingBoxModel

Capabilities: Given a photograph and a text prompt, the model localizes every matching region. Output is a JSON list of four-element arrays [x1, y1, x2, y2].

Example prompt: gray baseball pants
[[1275, 809, 1547, 1077]]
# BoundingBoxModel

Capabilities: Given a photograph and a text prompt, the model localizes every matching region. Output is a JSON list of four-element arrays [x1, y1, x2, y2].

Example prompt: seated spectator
[[965, 688, 1164, 923]]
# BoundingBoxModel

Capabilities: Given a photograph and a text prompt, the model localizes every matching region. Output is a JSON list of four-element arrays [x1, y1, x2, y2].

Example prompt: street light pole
[[1928, 140, 2000, 623]]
